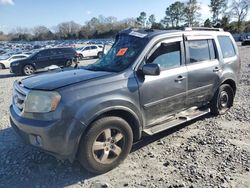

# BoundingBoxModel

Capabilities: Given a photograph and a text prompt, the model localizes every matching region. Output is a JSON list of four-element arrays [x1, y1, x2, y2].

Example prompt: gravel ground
[[0, 46, 250, 188]]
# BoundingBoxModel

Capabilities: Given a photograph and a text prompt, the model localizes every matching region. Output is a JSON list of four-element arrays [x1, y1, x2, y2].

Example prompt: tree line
[[0, 0, 250, 41], [136, 0, 250, 33]]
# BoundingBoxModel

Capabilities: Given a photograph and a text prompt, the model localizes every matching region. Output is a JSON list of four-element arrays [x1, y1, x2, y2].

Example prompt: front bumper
[[10, 105, 86, 161]]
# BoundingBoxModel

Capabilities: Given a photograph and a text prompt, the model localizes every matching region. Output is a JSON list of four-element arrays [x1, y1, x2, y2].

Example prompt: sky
[[0, 0, 212, 33]]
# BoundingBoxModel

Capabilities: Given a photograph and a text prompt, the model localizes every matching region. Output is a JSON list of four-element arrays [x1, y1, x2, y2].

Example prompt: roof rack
[[184, 27, 224, 32]]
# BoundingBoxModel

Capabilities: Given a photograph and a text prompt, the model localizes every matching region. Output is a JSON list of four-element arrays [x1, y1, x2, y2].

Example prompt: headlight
[[11, 62, 20, 66], [24, 91, 61, 113]]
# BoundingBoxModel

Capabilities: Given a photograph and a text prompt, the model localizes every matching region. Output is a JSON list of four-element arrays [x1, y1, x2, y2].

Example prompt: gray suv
[[10, 28, 241, 174]]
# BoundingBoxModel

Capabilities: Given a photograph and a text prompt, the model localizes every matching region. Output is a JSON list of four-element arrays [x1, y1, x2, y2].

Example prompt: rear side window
[[37, 50, 50, 57], [148, 42, 181, 70], [188, 39, 216, 63], [217, 36, 236, 58]]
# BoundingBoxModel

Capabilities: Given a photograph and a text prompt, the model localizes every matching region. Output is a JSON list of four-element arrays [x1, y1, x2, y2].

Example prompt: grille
[[12, 81, 29, 112]]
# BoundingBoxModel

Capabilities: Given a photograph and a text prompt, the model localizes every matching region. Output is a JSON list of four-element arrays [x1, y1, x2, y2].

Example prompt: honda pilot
[[10, 28, 240, 174]]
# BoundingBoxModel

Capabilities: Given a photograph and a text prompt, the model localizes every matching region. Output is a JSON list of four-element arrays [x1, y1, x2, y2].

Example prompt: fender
[[74, 98, 144, 130]]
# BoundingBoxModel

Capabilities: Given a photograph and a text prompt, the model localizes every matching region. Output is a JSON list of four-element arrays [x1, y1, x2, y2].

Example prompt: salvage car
[[0, 54, 29, 69], [10, 47, 78, 75], [241, 34, 250, 45], [10, 28, 240, 174], [76, 45, 104, 59]]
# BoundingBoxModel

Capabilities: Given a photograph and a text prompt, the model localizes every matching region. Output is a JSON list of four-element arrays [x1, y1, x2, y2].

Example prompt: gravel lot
[[0, 45, 250, 188]]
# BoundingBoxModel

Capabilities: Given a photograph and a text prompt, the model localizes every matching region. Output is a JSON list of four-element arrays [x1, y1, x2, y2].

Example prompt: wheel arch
[[0, 63, 5, 69], [83, 107, 143, 142], [221, 78, 237, 96], [74, 107, 143, 160]]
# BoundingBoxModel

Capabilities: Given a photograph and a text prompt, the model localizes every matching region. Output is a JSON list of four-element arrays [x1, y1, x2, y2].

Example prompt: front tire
[[0, 63, 5, 70], [79, 54, 84, 60], [77, 116, 133, 174], [23, 64, 35, 76], [210, 84, 234, 115]]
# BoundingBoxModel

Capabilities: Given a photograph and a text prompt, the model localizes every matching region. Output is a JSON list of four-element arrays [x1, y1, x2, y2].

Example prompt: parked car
[[10, 48, 78, 75], [241, 34, 250, 45], [76, 45, 104, 59], [10, 28, 240, 174], [0, 54, 29, 69]]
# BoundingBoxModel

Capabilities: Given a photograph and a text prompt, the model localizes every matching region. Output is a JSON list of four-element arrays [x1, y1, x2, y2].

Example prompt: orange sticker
[[116, 48, 128, 56]]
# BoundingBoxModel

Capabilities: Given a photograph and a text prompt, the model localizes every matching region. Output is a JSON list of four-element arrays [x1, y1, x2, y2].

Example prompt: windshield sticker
[[129, 31, 147, 38], [116, 48, 128, 56]]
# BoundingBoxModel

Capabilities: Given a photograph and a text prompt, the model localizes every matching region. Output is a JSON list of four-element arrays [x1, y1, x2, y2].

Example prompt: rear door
[[51, 49, 67, 67], [185, 36, 221, 108], [90, 46, 98, 56]]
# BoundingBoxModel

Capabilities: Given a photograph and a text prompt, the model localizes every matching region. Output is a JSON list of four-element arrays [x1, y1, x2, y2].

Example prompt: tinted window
[[84, 47, 91, 51], [218, 36, 236, 58], [12, 56, 25, 59], [148, 42, 181, 69], [91, 46, 97, 50], [188, 40, 210, 63], [37, 50, 50, 57], [62, 48, 74, 53]]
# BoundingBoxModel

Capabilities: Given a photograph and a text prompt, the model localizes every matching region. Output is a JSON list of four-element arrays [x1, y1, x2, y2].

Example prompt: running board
[[143, 107, 210, 136]]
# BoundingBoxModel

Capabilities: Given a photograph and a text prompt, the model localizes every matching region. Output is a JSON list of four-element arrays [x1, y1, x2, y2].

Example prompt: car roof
[[119, 28, 231, 40], [11, 54, 28, 57]]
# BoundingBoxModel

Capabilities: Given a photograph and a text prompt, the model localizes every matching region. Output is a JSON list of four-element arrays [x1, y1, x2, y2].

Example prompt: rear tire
[[23, 64, 35, 76], [97, 52, 103, 59], [66, 60, 72, 67], [210, 84, 234, 115], [77, 116, 133, 174]]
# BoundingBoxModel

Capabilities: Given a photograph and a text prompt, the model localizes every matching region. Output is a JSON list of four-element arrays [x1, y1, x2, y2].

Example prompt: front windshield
[[28, 51, 39, 58], [83, 34, 148, 72]]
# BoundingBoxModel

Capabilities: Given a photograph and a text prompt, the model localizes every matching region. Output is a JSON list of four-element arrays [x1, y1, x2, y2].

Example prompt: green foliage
[[1, 1, 250, 41], [184, 0, 201, 27], [164, 1, 185, 27], [210, 0, 228, 25], [204, 18, 213, 27], [136, 12, 147, 28]]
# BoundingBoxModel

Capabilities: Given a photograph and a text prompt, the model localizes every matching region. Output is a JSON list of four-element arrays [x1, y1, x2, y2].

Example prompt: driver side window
[[148, 42, 181, 70]]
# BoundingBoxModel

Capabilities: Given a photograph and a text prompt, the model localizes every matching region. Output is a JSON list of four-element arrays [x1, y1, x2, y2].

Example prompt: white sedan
[[77, 45, 104, 59], [0, 54, 29, 69]]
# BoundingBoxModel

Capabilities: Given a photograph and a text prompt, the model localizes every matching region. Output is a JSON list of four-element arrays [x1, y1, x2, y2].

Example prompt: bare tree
[[230, 0, 250, 32], [56, 21, 81, 39], [33, 26, 53, 40]]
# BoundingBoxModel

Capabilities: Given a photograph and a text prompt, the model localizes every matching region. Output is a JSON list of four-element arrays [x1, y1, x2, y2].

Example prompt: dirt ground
[[0, 45, 249, 188]]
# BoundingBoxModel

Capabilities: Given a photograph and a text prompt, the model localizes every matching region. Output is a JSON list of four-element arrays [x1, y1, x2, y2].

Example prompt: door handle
[[213, 67, 221, 72], [175, 75, 185, 82]]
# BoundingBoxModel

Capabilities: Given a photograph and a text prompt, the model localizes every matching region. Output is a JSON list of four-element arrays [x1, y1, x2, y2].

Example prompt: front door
[[137, 37, 187, 126], [35, 50, 52, 68]]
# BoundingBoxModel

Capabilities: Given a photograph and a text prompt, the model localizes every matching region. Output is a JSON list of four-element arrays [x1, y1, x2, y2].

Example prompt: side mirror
[[142, 64, 160, 76]]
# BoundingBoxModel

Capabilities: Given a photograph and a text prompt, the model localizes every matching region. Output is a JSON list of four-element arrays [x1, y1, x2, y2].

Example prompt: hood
[[21, 69, 112, 90]]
